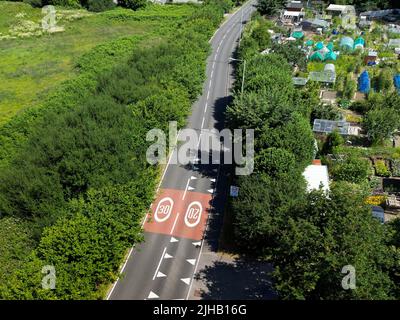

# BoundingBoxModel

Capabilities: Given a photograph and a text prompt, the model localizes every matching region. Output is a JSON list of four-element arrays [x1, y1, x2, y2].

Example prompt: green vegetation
[[0, 1, 227, 299], [0, 1, 197, 125], [227, 11, 400, 300]]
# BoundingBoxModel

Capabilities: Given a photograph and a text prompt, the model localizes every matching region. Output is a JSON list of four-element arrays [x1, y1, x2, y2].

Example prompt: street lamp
[[229, 57, 246, 97]]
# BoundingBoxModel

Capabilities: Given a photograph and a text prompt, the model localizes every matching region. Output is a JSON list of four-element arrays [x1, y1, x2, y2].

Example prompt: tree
[[331, 155, 370, 184], [377, 68, 393, 93], [272, 182, 395, 300], [118, 0, 148, 10], [322, 130, 344, 155], [363, 108, 400, 145], [256, 0, 285, 16]]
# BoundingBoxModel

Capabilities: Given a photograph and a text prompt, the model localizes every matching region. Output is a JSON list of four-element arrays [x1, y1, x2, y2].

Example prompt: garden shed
[[340, 36, 354, 50], [358, 70, 371, 93]]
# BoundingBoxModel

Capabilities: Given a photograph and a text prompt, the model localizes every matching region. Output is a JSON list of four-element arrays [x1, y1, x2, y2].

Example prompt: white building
[[303, 164, 330, 193], [326, 4, 356, 17]]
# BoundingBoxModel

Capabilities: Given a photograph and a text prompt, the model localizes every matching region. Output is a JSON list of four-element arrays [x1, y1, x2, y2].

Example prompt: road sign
[[230, 186, 239, 197]]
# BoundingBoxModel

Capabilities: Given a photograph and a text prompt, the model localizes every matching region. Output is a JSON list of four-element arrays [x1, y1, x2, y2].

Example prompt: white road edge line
[[152, 247, 167, 281], [140, 129, 181, 228], [106, 246, 134, 300]]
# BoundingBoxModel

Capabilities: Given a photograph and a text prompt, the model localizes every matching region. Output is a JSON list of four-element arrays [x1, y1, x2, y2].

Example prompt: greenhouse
[[324, 51, 337, 61], [292, 31, 304, 39], [340, 36, 354, 50], [358, 70, 370, 93], [315, 41, 324, 50], [305, 39, 314, 46], [354, 37, 365, 49], [324, 63, 336, 73], [310, 51, 324, 61]]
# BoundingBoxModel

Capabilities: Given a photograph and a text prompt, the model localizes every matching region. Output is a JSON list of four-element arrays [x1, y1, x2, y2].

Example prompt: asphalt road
[[107, 1, 257, 300]]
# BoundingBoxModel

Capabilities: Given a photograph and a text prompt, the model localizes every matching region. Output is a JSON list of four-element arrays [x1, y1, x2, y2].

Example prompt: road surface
[[107, 1, 256, 300]]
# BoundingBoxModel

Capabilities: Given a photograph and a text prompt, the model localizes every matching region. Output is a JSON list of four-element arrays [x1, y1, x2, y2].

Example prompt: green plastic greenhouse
[[292, 31, 304, 39], [305, 39, 314, 46], [324, 51, 337, 61], [310, 51, 324, 61], [315, 42, 324, 51], [354, 37, 365, 49], [340, 36, 354, 50]]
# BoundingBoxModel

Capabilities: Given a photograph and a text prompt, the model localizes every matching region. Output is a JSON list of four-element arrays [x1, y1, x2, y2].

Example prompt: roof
[[313, 119, 350, 134], [326, 4, 355, 14], [309, 70, 336, 83], [292, 77, 309, 85], [305, 39, 314, 46], [368, 50, 378, 57], [283, 10, 302, 17], [302, 164, 330, 193], [389, 39, 400, 47], [326, 4, 347, 11], [303, 18, 330, 28], [286, 1, 303, 9]]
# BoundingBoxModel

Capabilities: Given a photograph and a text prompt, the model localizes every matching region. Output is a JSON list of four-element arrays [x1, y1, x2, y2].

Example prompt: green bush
[[118, 0, 147, 11], [375, 159, 391, 177], [86, 0, 115, 12], [0, 0, 226, 299], [391, 159, 400, 177], [331, 156, 371, 184]]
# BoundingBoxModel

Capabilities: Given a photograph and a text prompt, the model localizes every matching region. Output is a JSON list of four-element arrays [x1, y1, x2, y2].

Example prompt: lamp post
[[229, 57, 246, 97]]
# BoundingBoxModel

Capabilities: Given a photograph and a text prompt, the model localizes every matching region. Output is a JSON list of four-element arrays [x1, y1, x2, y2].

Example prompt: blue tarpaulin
[[359, 70, 370, 93], [394, 75, 400, 93]]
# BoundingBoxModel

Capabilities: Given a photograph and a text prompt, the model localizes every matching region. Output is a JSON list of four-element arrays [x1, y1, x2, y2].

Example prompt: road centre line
[[182, 177, 191, 200], [152, 247, 167, 281], [185, 4, 251, 300], [170, 213, 180, 235]]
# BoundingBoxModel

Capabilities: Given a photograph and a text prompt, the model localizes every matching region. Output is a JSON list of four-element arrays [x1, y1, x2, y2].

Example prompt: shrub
[[391, 159, 400, 177], [85, 0, 115, 12], [331, 156, 371, 184], [118, 0, 147, 11], [375, 159, 391, 177]]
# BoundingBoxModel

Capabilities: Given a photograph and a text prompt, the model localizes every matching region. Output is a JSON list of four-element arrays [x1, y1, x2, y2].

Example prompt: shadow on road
[[194, 256, 277, 300]]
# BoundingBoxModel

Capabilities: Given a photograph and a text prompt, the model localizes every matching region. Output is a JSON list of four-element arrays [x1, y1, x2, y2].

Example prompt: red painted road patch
[[144, 188, 212, 241]]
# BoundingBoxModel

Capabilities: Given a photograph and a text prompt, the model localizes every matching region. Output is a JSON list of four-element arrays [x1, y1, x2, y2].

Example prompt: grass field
[[0, 1, 197, 125]]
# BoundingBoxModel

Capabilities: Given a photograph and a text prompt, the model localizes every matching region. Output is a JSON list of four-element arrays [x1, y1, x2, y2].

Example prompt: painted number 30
[[155, 197, 174, 222]]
